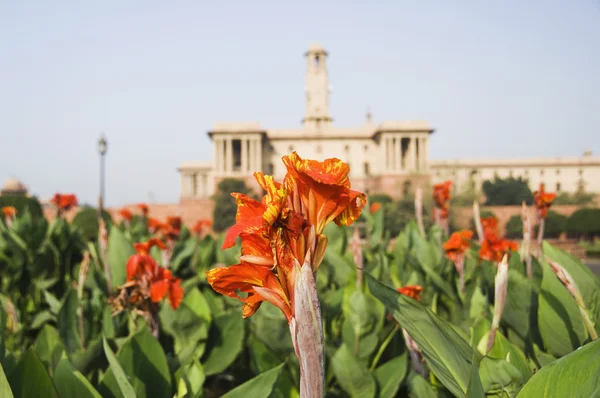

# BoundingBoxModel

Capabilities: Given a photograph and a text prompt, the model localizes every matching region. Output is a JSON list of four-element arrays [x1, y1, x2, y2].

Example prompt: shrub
[[482, 177, 533, 206], [212, 178, 255, 233], [542, 210, 568, 239], [368, 193, 393, 205], [566, 208, 600, 239], [71, 207, 113, 241], [0, 195, 44, 218], [505, 214, 523, 239]]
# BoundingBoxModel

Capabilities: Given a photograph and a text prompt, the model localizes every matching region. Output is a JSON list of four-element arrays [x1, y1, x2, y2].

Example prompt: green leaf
[[407, 371, 437, 398], [100, 329, 172, 398], [0, 303, 6, 363], [466, 351, 485, 398], [331, 344, 376, 398], [410, 234, 455, 298], [373, 353, 408, 398], [478, 357, 523, 397], [367, 274, 473, 397], [478, 330, 532, 382], [44, 290, 62, 314], [502, 268, 537, 341], [518, 339, 600, 397], [174, 359, 205, 398], [341, 286, 385, 359], [107, 227, 135, 287], [202, 312, 244, 376], [54, 357, 103, 398], [57, 289, 82, 353], [537, 261, 586, 357], [160, 288, 211, 362], [32, 324, 65, 375], [29, 310, 56, 330], [7, 350, 58, 398], [0, 362, 14, 398], [100, 338, 136, 398], [221, 363, 285, 398]]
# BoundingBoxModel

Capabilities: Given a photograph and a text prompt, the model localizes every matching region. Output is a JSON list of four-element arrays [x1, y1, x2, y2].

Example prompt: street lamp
[[98, 135, 108, 216]]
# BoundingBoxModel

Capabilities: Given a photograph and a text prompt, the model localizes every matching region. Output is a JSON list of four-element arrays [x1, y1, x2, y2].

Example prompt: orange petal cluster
[[433, 181, 452, 219], [50, 193, 78, 211], [370, 202, 381, 214], [479, 216, 518, 263], [118, 208, 133, 221], [533, 183, 556, 219], [398, 285, 424, 301], [207, 152, 366, 321], [2, 206, 17, 218], [125, 239, 183, 309], [192, 219, 212, 234], [136, 203, 149, 216], [443, 230, 473, 262]]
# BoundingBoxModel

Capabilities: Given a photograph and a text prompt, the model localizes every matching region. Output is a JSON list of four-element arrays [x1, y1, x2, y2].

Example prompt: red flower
[[370, 202, 381, 214], [118, 208, 133, 221], [192, 219, 212, 234], [478, 217, 517, 263], [51, 193, 78, 211], [443, 230, 473, 262], [126, 239, 166, 280], [147, 217, 163, 232], [137, 203, 149, 216], [433, 181, 452, 220], [2, 206, 17, 218], [398, 285, 424, 301], [533, 184, 556, 219], [149, 267, 184, 309]]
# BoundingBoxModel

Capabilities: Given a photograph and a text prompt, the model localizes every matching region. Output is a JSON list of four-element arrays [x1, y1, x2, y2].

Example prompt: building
[[1, 178, 29, 196], [178, 43, 600, 200]]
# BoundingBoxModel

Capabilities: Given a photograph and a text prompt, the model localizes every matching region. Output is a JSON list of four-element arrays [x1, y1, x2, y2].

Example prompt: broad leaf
[[100, 338, 136, 398], [478, 357, 522, 397], [57, 289, 83, 353], [221, 363, 285, 398], [32, 324, 65, 375], [519, 339, 600, 397], [101, 329, 172, 398], [331, 344, 376, 398], [373, 353, 408, 398], [202, 312, 244, 376], [54, 357, 102, 398], [367, 274, 473, 397], [7, 350, 58, 398], [107, 227, 135, 287], [0, 362, 14, 398]]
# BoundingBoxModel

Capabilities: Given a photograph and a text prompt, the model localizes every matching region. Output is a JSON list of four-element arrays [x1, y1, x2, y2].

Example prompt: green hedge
[[0, 195, 44, 218], [566, 208, 600, 239]]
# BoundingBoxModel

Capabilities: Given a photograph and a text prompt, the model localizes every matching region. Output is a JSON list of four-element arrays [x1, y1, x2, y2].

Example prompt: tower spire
[[302, 42, 332, 128]]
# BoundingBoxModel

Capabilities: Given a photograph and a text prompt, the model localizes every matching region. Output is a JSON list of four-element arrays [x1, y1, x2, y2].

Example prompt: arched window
[[314, 55, 320, 70]]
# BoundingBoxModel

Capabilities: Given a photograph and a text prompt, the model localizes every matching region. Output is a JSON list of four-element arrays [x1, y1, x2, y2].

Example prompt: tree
[[505, 214, 523, 239], [566, 208, 600, 240], [212, 178, 255, 233], [482, 177, 533, 206]]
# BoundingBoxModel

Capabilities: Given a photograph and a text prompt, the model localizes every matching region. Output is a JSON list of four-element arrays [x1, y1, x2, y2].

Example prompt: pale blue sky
[[1, 1, 598, 206]]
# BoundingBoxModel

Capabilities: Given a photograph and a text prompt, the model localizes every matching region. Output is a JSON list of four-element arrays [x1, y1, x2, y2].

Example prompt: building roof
[[429, 156, 600, 169], [178, 161, 213, 171], [306, 42, 327, 55], [265, 121, 433, 140], [2, 177, 27, 192], [208, 122, 265, 136]]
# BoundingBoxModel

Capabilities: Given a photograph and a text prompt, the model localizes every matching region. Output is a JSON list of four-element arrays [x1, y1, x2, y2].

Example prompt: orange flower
[[433, 181, 451, 208], [282, 152, 366, 233], [118, 208, 133, 221], [147, 217, 164, 231], [209, 152, 365, 322], [398, 285, 424, 301], [533, 184, 556, 219], [137, 203, 149, 216], [370, 202, 381, 214], [51, 193, 78, 211], [192, 219, 212, 234], [443, 230, 473, 262], [478, 217, 517, 262], [2, 206, 17, 218], [166, 216, 182, 231], [126, 239, 165, 280], [149, 267, 184, 309]]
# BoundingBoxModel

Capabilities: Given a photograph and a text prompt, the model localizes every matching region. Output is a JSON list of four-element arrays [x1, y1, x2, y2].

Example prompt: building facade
[[178, 43, 599, 200]]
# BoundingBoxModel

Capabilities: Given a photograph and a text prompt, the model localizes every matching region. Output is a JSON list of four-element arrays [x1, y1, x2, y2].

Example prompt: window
[[556, 169, 560, 175], [314, 55, 320, 69], [403, 181, 412, 196], [364, 162, 370, 176], [288, 145, 294, 153], [267, 163, 274, 175], [556, 182, 561, 192], [344, 145, 350, 152], [364, 144, 368, 151], [540, 169, 544, 176], [232, 139, 242, 171]]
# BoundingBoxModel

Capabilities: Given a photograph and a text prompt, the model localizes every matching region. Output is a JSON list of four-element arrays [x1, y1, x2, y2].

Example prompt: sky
[[1, 1, 599, 206]]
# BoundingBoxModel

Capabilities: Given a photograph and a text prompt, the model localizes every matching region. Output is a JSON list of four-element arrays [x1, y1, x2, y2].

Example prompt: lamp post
[[98, 135, 108, 217]]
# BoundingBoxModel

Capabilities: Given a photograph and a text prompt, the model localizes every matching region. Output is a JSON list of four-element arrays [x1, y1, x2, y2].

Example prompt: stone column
[[256, 136, 263, 172], [409, 135, 417, 171], [241, 136, 248, 173], [395, 136, 402, 173], [384, 136, 390, 171], [216, 138, 224, 173], [225, 137, 232, 174], [180, 173, 187, 198], [423, 136, 429, 170]]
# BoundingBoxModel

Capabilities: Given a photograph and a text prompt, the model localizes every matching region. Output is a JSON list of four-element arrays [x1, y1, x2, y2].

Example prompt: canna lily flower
[[533, 183, 556, 219], [126, 238, 165, 280], [479, 217, 517, 263], [207, 152, 366, 398], [370, 202, 381, 214], [398, 285, 424, 301], [149, 267, 184, 309], [444, 230, 473, 292], [433, 181, 452, 218], [118, 208, 133, 221], [137, 203, 150, 216], [192, 219, 212, 235], [51, 193, 78, 214], [147, 217, 164, 232], [487, 254, 509, 353], [2, 206, 17, 228]]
